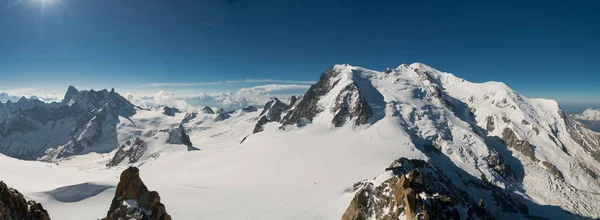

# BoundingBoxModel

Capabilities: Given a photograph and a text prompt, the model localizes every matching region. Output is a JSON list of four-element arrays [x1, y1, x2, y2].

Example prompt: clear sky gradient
[[0, 0, 599, 102]]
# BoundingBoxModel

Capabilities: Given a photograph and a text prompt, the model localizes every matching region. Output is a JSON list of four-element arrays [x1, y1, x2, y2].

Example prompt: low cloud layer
[[130, 79, 315, 89], [574, 109, 600, 121], [124, 84, 308, 111]]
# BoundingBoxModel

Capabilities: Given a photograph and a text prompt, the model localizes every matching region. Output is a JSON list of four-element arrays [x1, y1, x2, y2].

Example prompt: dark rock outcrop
[[542, 161, 564, 180], [181, 113, 197, 124], [162, 106, 181, 117], [280, 67, 342, 127], [253, 98, 290, 133], [279, 66, 373, 128], [202, 106, 214, 114], [501, 128, 538, 161], [331, 83, 372, 127], [241, 106, 257, 112], [107, 138, 147, 167], [343, 158, 495, 220], [214, 111, 231, 121], [104, 167, 171, 220], [167, 124, 193, 148], [289, 95, 298, 107], [0, 181, 51, 220], [486, 154, 516, 180], [486, 116, 495, 132]]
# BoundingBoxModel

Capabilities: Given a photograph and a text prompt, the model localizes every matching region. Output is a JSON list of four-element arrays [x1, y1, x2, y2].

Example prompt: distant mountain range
[[1, 63, 600, 219]]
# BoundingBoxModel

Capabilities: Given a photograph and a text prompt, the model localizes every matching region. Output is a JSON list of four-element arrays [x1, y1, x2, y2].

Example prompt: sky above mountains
[[0, 0, 599, 103]]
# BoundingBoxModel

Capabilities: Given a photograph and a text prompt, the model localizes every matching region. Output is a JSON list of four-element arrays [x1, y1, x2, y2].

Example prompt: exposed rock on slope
[[202, 106, 214, 114], [107, 138, 147, 167], [167, 124, 193, 148], [342, 158, 528, 220], [280, 67, 342, 127], [254, 98, 289, 133], [331, 83, 372, 127], [501, 128, 538, 161], [241, 106, 258, 112], [289, 95, 298, 107], [279, 65, 374, 128], [162, 106, 181, 116], [0, 181, 51, 220], [104, 167, 171, 220]]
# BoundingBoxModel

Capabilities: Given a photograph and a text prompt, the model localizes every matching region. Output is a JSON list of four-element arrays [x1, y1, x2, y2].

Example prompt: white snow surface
[[1, 63, 600, 219]]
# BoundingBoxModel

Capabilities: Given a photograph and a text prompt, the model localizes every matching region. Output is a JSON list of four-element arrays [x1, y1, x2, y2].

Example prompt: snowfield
[[1, 63, 600, 219]]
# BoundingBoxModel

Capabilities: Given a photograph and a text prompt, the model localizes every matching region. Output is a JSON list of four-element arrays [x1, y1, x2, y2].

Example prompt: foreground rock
[[341, 158, 530, 220], [104, 167, 171, 220], [0, 181, 51, 220]]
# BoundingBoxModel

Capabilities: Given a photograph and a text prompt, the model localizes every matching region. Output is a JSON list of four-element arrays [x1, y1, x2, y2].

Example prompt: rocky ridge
[[0, 181, 51, 220]]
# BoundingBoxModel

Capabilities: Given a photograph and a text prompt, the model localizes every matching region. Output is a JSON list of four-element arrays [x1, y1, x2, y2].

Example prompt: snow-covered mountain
[[574, 108, 600, 132], [0, 86, 137, 160], [0, 63, 599, 219]]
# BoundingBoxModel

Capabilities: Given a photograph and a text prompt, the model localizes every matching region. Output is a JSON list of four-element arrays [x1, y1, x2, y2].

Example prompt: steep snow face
[[0, 87, 137, 161]]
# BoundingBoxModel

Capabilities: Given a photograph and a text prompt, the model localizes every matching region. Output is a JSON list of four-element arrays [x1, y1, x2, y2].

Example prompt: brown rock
[[104, 167, 172, 220], [0, 181, 51, 220], [502, 128, 538, 162]]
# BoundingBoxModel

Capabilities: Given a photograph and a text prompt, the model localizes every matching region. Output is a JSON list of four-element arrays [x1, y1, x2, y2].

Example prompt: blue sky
[[0, 0, 599, 102]]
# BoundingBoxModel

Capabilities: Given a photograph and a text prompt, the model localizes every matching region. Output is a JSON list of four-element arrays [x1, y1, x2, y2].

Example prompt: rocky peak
[[0, 181, 51, 220], [63, 85, 79, 103], [202, 106, 214, 114], [181, 113, 197, 124], [280, 66, 346, 127], [253, 98, 290, 133], [289, 95, 298, 107], [162, 106, 181, 117], [104, 167, 171, 220], [214, 111, 231, 121], [167, 124, 195, 149]]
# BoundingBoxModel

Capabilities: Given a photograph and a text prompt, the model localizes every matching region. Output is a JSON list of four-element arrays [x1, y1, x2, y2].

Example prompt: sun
[[33, 0, 57, 7]]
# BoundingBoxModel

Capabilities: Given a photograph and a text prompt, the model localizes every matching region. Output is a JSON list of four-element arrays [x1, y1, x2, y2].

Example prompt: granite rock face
[[331, 83, 372, 127], [0, 181, 51, 220], [253, 98, 290, 133], [501, 128, 538, 161], [342, 158, 530, 220], [104, 167, 171, 220], [280, 67, 342, 127]]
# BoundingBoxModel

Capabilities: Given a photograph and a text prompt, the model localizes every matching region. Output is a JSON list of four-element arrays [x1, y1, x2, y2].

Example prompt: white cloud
[[124, 84, 308, 111], [130, 79, 316, 88], [574, 109, 600, 121]]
